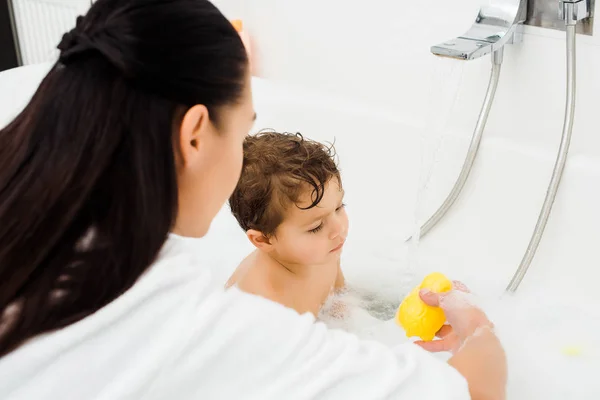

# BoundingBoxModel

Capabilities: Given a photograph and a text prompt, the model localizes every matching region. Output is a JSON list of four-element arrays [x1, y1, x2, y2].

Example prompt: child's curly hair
[[229, 131, 340, 235]]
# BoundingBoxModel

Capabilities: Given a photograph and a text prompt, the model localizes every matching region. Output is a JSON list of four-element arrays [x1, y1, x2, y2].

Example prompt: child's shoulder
[[227, 252, 283, 303]]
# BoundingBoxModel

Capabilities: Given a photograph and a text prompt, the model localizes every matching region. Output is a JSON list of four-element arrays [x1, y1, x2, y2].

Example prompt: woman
[[0, 0, 506, 399]]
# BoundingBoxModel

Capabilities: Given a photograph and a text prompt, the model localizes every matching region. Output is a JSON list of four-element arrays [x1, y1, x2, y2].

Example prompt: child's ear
[[247, 229, 273, 252]]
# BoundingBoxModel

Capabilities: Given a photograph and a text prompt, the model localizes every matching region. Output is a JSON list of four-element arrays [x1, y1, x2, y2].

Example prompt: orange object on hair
[[230, 19, 251, 60], [231, 19, 243, 32]]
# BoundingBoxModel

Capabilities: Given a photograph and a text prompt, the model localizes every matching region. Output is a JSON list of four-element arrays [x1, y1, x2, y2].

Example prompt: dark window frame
[[0, 0, 21, 72]]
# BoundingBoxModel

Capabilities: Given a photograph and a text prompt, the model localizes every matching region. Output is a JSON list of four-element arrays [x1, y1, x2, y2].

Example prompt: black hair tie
[[56, 16, 97, 65]]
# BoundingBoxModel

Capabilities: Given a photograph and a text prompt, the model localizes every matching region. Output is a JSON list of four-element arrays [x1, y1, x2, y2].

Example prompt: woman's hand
[[415, 281, 507, 400], [414, 281, 494, 354]]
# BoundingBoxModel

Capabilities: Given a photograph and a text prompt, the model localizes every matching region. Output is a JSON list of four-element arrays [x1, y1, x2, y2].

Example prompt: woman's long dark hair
[[0, 0, 247, 356]]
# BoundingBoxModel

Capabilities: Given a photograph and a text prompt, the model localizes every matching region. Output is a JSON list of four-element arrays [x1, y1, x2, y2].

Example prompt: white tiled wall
[[12, 0, 92, 65]]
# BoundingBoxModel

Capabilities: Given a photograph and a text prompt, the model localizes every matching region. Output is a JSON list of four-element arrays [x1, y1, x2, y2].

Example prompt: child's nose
[[329, 216, 348, 240]]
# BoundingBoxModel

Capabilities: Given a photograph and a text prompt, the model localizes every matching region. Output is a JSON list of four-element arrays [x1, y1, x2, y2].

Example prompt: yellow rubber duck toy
[[395, 272, 452, 341]]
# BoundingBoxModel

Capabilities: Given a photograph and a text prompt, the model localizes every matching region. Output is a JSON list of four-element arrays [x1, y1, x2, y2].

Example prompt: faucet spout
[[431, 0, 528, 60]]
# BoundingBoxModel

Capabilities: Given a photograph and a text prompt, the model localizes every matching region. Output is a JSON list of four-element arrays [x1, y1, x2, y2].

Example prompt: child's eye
[[309, 224, 323, 234], [336, 203, 346, 211]]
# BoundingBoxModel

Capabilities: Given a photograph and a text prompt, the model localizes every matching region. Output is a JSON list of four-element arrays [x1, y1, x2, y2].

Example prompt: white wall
[[213, 0, 600, 294]]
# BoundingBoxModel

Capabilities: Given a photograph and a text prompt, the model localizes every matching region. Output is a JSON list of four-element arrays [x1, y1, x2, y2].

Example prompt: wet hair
[[0, 0, 247, 356], [229, 131, 340, 236]]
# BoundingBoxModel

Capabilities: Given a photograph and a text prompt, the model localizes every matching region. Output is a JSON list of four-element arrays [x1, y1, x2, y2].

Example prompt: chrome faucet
[[431, 0, 528, 60]]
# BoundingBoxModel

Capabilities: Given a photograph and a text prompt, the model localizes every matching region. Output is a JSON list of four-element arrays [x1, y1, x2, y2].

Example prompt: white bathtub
[[1, 63, 598, 399]]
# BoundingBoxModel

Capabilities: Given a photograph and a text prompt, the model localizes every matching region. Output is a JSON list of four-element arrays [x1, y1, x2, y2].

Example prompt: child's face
[[269, 178, 348, 267]]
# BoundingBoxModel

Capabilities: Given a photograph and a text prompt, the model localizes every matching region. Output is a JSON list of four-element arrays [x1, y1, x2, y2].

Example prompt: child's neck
[[258, 251, 322, 279]]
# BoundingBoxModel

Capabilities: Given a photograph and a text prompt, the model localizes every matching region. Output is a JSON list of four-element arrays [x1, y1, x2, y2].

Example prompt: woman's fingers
[[415, 329, 461, 354], [419, 289, 440, 306], [415, 338, 453, 353], [451, 280, 470, 293], [436, 324, 453, 338], [419, 280, 471, 308]]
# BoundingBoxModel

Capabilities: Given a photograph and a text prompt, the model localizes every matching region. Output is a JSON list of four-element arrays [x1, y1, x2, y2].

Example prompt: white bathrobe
[[0, 234, 469, 400]]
